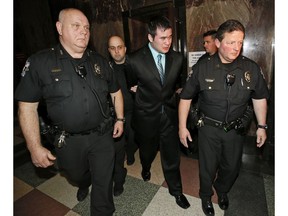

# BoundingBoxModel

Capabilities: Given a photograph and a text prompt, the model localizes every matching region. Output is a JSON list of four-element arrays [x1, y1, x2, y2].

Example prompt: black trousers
[[55, 131, 115, 216], [136, 112, 183, 196], [198, 125, 244, 199], [113, 133, 127, 186], [124, 113, 138, 160]]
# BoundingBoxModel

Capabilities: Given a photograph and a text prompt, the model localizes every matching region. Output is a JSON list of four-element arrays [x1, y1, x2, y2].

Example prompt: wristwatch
[[116, 118, 125, 123], [257, 124, 268, 130]]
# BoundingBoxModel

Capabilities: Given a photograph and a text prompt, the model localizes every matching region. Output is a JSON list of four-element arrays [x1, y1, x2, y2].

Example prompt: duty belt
[[202, 116, 224, 128], [200, 116, 237, 132], [67, 127, 100, 136]]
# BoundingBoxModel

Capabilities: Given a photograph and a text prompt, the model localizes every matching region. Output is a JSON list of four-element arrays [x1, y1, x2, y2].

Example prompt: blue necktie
[[157, 54, 164, 84]]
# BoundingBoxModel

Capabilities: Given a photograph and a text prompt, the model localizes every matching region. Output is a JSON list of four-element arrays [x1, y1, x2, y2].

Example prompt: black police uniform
[[180, 53, 269, 200], [15, 44, 120, 216], [109, 60, 137, 192]]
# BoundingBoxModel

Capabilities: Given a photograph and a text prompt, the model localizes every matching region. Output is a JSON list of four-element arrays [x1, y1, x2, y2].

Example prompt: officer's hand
[[30, 145, 56, 168], [113, 121, 124, 138], [179, 127, 192, 148], [256, 128, 267, 148]]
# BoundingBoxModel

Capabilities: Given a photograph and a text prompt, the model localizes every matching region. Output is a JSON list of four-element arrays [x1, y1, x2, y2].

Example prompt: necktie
[[157, 54, 164, 84]]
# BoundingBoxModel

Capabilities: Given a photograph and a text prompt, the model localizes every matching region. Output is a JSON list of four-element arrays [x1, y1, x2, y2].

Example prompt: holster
[[188, 105, 200, 130], [234, 105, 254, 135]]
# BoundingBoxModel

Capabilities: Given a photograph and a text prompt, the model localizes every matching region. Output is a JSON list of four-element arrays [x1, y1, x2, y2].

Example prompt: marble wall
[[15, 0, 274, 87], [84, 0, 274, 87], [185, 0, 274, 88]]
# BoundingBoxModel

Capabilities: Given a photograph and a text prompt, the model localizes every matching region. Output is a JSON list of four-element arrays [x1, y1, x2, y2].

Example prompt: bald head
[[56, 8, 90, 58], [108, 36, 126, 64]]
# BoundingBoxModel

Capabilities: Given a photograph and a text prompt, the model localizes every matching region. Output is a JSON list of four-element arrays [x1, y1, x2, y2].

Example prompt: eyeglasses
[[109, 45, 125, 51]]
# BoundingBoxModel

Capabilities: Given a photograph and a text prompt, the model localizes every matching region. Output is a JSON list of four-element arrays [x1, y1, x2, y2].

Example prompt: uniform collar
[[55, 43, 89, 64], [212, 53, 243, 71]]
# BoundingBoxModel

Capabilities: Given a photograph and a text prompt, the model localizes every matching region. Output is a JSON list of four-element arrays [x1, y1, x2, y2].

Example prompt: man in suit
[[125, 16, 190, 209]]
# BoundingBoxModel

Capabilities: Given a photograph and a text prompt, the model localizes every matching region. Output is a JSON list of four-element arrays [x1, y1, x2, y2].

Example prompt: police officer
[[199, 29, 218, 60], [178, 19, 269, 216], [15, 8, 124, 216], [107, 35, 138, 196]]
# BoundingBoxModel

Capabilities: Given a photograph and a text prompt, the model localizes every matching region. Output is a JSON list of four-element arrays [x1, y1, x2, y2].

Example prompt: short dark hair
[[203, 30, 217, 39], [148, 16, 172, 39], [216, 19, 245, 42]]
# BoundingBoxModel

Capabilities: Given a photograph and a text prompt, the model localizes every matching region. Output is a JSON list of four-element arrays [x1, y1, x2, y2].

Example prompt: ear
[[215, 38, 221, 49], [148, 34, 153, 43], [56, 21, 62, 35]]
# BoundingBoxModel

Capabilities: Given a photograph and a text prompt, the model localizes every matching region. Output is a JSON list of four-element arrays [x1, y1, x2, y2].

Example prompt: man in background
[[198, 29, 218, 61], [107, 35, 137, 196]]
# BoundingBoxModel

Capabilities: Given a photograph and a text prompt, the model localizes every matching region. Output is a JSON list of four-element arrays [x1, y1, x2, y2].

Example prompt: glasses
[[109, 45, 125, 51]]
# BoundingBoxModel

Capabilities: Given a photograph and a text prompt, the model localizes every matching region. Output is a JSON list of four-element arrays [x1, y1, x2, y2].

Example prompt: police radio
[[75, 65, 87, 79]]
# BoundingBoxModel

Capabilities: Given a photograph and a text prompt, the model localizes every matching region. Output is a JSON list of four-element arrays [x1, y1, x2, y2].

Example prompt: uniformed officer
[[15, 8, 124, 216], [107, 35, 138, 196], [178, 19, 269, 216]]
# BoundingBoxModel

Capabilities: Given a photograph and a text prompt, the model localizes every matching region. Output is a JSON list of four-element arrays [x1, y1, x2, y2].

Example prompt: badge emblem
[[94, 64, 101, 75], [244, 71, 251, 83]]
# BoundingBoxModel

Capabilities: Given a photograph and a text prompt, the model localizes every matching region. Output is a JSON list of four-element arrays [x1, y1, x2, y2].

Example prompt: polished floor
[[14, 120, 274, 216]]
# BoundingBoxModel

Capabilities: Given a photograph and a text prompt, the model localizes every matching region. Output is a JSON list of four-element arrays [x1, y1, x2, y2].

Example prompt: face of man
[[215, 30, 244, 63], [203, 35, 217, 55], [148, 27, 173, 54], [56, 9, 90, 56], [108, 36, 127, 64]]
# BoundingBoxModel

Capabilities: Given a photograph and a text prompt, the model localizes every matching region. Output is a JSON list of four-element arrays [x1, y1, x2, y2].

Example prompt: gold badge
[[244, 71, 251, 83]]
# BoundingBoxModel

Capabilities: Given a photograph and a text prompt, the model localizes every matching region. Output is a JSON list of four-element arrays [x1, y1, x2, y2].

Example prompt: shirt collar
[[148, 43, 165, 63]]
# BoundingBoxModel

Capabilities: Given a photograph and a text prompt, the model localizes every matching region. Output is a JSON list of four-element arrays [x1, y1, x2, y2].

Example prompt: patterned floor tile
[[14, 189, 70, 216], [14, 161, 58, 187], [126, 150, 165, 185], [113, 175, 161, 216], [142, 187, 224, 216], [14, 176, 34, 201], [64, 210, 81, 216], [225, 170, 269, 216], [37, 173, 81, 209]]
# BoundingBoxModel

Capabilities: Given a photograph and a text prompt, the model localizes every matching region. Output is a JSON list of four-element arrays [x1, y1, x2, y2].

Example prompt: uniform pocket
[[43, 74, 72, 102]]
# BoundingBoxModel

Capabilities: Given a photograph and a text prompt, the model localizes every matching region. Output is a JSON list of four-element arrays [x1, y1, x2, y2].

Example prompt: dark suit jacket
[[125, 45, 186, 137]]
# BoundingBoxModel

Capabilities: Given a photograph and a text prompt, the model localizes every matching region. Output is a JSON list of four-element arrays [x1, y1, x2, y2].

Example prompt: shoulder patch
[[21, 60, 30, 77]]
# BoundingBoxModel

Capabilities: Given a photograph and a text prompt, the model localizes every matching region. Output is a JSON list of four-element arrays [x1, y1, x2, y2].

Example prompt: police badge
[[94, 63, 101, 75], [244, 71, 251, 83]]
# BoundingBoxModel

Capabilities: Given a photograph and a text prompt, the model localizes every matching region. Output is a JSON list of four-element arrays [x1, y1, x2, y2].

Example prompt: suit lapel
[[162, 51, 174, 87], [143, 46, 162, 83], [164, 52, 173, 81]]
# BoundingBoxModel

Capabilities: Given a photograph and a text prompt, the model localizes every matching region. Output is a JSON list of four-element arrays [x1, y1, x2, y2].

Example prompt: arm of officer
[[110, 89, 124, 138], [178, 99, 193, 148], [252, 98, 268, 148], [18, 101, 56, 168]]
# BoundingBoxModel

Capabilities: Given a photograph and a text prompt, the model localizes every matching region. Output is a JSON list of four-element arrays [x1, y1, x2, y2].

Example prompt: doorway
[[122, 1, 187, 70]]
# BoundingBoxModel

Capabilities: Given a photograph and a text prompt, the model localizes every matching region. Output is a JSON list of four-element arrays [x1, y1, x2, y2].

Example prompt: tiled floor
[[14, 120, 274, 216]]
